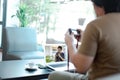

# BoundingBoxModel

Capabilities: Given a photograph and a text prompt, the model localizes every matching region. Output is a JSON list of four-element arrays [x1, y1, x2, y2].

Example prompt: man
[[48, 0, 120, 80], [55, 46, 65, 62]]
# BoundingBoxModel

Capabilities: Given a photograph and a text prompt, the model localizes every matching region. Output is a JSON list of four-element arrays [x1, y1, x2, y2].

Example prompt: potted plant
[[11, 3, 28, 27]]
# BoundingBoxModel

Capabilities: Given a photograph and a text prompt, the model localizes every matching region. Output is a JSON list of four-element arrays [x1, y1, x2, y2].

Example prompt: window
[[6, 0, 95, 43], [0, 0, 3, 48], [6, 0, 95, 63], [0, 0, 3, 21]]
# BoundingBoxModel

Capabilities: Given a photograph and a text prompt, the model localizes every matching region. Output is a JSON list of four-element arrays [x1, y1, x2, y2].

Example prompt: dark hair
[[58, 46, 62, 50], [91, 0, 120, 14]]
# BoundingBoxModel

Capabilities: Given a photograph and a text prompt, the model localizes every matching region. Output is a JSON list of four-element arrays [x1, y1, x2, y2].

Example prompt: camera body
[[68, 28, 80, 35], [68, 28, 81, 41]]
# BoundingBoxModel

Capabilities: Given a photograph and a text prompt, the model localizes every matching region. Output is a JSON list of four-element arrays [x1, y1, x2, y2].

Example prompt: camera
[[68, 28, 81, 41], [68, 28, 80, 35]]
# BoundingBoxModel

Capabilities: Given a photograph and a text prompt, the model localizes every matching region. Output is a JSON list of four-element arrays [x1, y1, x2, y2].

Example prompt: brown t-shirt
[[78, 13, 120, 80]]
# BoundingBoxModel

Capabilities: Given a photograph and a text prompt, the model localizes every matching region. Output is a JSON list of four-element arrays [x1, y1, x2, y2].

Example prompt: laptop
[[46, 61, 76, 72]]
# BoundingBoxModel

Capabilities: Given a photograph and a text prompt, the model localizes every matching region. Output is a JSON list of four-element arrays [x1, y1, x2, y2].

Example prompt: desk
[[0, 59, 52, 80]]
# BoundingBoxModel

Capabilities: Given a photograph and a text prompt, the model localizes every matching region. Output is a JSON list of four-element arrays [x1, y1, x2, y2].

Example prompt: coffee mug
[[28, 62, 35, 68]]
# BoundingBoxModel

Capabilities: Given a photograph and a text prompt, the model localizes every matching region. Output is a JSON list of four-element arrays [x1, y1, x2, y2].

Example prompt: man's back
[[84, 13, 120, 79]]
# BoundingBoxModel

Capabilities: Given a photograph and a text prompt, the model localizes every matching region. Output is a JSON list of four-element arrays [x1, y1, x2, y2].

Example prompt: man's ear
[[94, 4, 105, 16], [98, 7, 105, 15]]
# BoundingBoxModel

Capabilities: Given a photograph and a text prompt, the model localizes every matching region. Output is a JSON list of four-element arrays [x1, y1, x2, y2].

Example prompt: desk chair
[[2, 27, 45, 61]]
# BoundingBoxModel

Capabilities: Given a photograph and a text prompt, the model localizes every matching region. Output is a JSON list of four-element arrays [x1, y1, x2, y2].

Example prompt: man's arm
[[65, 24, 97, 74], [55, 53, 58, 62], [58, 53, 65, 61], [71, 52, 94, 74], [68, 44, 94, 74]]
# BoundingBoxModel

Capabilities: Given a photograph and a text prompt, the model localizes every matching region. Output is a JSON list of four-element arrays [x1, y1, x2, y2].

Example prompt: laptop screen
[[44, 45, 76, 71]]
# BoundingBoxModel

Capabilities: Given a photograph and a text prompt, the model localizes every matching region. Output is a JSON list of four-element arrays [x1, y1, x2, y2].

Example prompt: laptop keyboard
[[48, 62, 67, 68]]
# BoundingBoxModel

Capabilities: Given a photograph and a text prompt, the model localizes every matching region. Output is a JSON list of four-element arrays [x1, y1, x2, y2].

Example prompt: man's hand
[[75, 29, 83, 42], [58, 54, 64, 61]]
